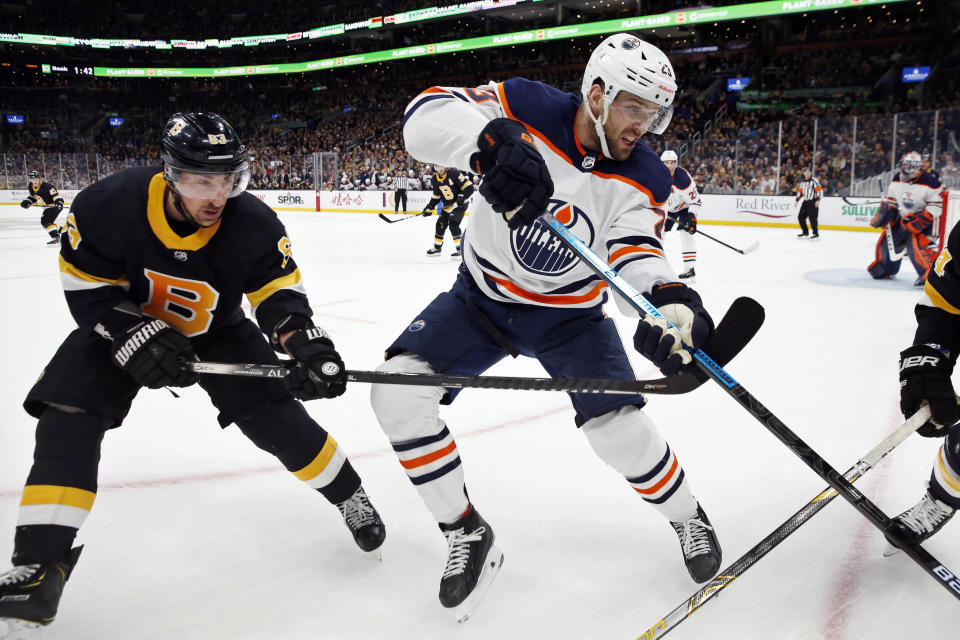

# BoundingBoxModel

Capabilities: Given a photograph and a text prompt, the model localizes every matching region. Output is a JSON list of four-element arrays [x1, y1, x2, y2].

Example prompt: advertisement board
[[0, 190, 883, 233]]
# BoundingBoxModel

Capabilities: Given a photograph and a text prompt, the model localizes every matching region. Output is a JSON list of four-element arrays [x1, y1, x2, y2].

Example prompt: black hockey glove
[[899, 344, 958, 437], [678, 216, 697, 234], [470, 118, 553, 230], [283, 327, 347, 400], [19, 199, 32, 209], [633, 283, 714, 376], [421, 207, 433, 217], [110, 318, 199, 389]]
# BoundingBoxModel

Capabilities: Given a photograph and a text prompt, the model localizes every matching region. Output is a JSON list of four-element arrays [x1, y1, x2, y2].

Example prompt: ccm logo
[[901, 355, 939, 371]]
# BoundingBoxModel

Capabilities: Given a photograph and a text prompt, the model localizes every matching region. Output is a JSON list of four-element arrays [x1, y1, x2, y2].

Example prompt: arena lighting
[[34, 0, 909, 79], [0, 1, 532, 51]]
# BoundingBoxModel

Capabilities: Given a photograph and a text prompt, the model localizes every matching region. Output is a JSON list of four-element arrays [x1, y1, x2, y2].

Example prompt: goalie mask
[[900, 151, 922, 179], [581, 34, 677, 157], [161, 112, 250, 201]]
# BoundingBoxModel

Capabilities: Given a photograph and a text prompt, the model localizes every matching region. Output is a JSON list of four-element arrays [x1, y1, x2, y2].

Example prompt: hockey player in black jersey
[[889, 217, 960, 554], [421, 166, 474, 258], [0, 113, 385, 637], [20, 170, 65, 245]]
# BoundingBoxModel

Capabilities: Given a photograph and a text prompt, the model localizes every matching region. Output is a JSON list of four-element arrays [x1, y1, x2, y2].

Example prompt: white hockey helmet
[[581, 34, 676, 157], [900, 151, 922, 176], [660, 150, 678, 163]]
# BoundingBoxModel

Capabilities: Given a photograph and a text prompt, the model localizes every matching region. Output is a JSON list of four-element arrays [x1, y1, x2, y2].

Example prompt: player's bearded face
[[604, 93, 660, 161]]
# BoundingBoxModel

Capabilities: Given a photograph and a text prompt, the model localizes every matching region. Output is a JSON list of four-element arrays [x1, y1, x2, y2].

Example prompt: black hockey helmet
[[161, 112, 250, 199], [28, 169, 40, 179]]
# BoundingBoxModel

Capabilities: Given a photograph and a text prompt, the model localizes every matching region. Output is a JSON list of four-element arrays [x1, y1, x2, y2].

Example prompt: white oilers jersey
[[665, 166, 701, 215], [402, 78, 675, 315], [884, 170, 943, 219]]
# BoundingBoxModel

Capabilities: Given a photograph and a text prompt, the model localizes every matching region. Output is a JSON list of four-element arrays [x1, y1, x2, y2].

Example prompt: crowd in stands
[[2, 2, 956, 196]]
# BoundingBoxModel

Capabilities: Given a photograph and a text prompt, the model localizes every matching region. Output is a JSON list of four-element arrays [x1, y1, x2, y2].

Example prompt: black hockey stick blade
[[643, 296, 765, 393], [377, 213, 418, 223], [842, 196, 883, 206]]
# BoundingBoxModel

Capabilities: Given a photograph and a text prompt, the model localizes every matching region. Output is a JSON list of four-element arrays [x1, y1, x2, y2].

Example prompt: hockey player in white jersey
[[868, 151, 944, 285], [370, 34, 721, 622], [660, 150, 701, 281]]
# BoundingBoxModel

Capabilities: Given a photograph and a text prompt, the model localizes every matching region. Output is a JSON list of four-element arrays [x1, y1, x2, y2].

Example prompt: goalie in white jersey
[[370, 34, 721, 620]]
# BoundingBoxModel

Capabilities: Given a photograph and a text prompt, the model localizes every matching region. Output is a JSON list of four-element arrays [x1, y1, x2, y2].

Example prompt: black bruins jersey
[[430, 169, 473, 209], [59, 166, 311, 341], [26, 180, 63, 206], [916, 222, 960, 354]]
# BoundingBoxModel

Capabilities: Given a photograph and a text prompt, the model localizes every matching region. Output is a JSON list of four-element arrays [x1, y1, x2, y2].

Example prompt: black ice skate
[[426, 246, 443, 257], [670, 505, 722, 583], [678, 267, 696, 281], [797, 232, 809, 238], [883, 491, 955, 557], [336, 487, 386, 555], [0, 546, 82, 635], [450, 249, 462, 259], [438, 506, 504, 623]]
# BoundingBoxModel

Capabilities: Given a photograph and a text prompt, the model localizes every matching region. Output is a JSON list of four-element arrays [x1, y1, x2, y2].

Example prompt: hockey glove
[[283, 327, 347, 400], [899, 344, 958, 437], [901, 212, 932, 234], [470, 118, 554, 230], [19, 199, 32, 209], [680, 216, 698, 234], [421, 208, 433, 217], [110, 318, 199, 389], [870, 202, 899, 228], [633, 283, 714, 376]]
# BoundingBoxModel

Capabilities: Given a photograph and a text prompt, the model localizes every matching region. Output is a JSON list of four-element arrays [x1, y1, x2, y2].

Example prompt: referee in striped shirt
[[793, 168, 822, 238], [393, 171, 411, 214]]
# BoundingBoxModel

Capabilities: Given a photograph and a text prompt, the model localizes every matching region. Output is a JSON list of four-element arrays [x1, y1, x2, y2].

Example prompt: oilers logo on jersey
[[512, 201, 595, 277]]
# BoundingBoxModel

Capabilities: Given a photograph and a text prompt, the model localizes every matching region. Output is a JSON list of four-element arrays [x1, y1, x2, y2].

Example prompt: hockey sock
[[929, 436, 960, 509], [237, 399, 360, 504]]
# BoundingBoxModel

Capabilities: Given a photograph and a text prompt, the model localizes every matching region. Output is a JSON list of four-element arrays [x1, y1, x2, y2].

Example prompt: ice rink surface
[[1, 204, 958, 639]]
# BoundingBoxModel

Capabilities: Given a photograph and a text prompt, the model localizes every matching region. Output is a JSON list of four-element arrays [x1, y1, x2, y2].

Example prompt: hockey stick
[[667, 214, 758, 255], [694, 228, 758, 255], [185, 300, 758, 396], [842, 196, 884, 206], [188, 362, 695, 394], [537, 210, 960, 602], [377, 213, 420, 224], [640, 403, 935, 639]]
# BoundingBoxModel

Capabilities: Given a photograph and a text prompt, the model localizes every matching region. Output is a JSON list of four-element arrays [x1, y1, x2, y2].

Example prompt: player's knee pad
[[580, 405, 667, 475], [370, 353, 446, 442]]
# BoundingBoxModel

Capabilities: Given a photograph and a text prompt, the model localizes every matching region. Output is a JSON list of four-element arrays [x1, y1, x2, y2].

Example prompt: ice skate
[[797, 232, 809, 238], [450, 249, 462, 259], [0, 547, 82, 638], [670, 505, 721, 583], [678, 267, 696, 283], [438, 506, 504, 623], [336, 487, 386, 557], [883, 491, 955, 557], [426, 246, 443, 257]]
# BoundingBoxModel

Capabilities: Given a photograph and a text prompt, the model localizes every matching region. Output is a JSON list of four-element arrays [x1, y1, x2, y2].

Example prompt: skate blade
[[0, 618, 44, 640], [882, 542, 902, 558], [454, 545, 504, 624], [363, 547, 383, 561]]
